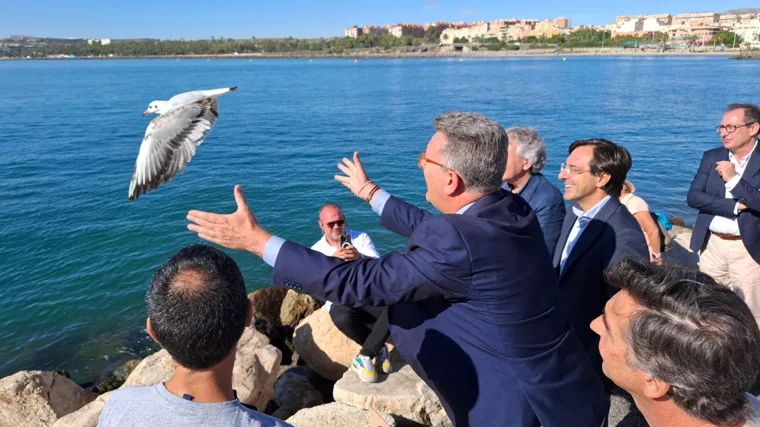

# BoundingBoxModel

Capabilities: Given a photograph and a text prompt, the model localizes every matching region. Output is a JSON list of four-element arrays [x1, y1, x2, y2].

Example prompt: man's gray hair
[[607, 259, 760, 426], [507, 127, 547, 174], [434, 112, 507, 194]]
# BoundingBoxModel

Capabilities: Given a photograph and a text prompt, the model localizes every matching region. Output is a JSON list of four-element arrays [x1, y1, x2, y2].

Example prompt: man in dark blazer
[[687, 103, 760, 325], [553, 139, 649, 386], [187, 113, 609, 427], [501, 126, 566, 256]]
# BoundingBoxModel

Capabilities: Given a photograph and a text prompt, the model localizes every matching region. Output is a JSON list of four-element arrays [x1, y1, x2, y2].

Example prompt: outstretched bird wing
[[128, 98, 218, 202]]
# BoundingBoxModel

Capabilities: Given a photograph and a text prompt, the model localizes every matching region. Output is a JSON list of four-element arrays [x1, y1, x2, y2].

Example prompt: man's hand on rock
[[187, 185, 272, 257]]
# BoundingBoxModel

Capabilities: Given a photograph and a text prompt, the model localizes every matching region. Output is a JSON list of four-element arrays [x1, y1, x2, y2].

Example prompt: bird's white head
[[143, 101, 168, 116]]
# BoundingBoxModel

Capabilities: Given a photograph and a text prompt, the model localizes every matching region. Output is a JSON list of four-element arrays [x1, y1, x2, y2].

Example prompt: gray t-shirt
[[98, 384, 292, 427]]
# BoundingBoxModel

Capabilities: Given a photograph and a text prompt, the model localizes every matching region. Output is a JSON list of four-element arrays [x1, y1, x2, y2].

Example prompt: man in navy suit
[[187, 113, 609, 426], [687, 104, 760, 326], [501, 126, 566, 256], [553, 139, 649, 387]]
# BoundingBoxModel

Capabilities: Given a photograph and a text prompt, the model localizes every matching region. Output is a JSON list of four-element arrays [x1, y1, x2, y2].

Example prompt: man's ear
[[642, 374, 671, 400], [596, 172, 612, 189], [522, 161, 533, 172], [245, 300, 253, 328], [443, 170, 465, 197], [146, 317, 160, 345]]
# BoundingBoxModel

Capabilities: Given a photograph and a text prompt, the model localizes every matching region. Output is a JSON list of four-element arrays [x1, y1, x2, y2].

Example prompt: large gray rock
[[292, 307, 361, 381], [333, 364, 450, 426], [122, 327, 281, 411], [280, 290, 322, 328], [0, 371, 96, 427], [662, 225, 698, 267], [609, 389, 647, 426], [286, 402, 369, 427], [271, 368, 323, 420], [51, 392, 112, 427]]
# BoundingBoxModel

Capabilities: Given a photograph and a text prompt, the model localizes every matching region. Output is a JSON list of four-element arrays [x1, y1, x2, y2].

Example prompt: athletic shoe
[[351, 353, 378, 383], [376, 345, 392, 374]]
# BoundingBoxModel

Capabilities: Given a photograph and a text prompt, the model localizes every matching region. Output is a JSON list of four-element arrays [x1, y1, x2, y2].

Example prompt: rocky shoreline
[[0, 225, 697, 427], [0, 46, 743, 61]]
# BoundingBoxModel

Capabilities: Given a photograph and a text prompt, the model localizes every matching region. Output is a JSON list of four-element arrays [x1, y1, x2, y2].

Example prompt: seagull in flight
[[128, 86, 237, 202]]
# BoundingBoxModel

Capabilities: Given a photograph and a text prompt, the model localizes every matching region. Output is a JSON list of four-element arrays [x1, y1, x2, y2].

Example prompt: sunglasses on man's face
[[323, 219, 345, 228]]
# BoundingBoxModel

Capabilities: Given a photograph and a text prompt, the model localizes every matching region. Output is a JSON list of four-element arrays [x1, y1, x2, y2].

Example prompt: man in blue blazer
[[501, 127, 566, 256], [687, 104, 760, 325], [188, 113, 609, 426], [553, 139, 649, 387]]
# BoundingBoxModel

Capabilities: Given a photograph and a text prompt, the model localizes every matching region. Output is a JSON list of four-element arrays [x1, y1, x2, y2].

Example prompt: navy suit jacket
[[273, 191, 609, 427], [517, 173, 566, 258], [687, 144, 760, 263], [553, 198, 649, 353]]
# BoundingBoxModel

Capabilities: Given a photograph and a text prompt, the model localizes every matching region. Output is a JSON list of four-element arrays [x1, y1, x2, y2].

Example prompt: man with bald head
[[310, 203, 391, 384]]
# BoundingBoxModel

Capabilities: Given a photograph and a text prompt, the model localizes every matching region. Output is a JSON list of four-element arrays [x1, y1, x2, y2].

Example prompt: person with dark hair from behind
[[591, 258, 760, 427], [98, 244, 290, 427], [554, 138, 649, 388], [501, 127, 566, 257], [687, 104, 760, 327]]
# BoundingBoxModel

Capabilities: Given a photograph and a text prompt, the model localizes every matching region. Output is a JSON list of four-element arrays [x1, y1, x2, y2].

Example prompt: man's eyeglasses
[[715, 123, 757, 133], [560, 163, 592, 175], [418, 152, 448, 170], [323, 219, 345, 228]]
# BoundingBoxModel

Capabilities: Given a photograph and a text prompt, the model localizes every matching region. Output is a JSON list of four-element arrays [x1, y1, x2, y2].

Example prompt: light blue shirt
[[559, 196, 611, 274], [262, 188, 475, 267]]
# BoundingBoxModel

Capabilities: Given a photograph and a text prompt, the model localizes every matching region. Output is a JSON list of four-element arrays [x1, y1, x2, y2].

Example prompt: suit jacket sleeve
[[687, 152, 737, 218], [730, 178, 760, 213], [532, 196, 566, 257], [379, 195, 435, 238], [272, 216, 471, 307]]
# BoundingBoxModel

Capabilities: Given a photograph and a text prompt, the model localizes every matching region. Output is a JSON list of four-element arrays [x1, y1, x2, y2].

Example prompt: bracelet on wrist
[[357, 181, 374, 199], [365, 185, 380, 202]]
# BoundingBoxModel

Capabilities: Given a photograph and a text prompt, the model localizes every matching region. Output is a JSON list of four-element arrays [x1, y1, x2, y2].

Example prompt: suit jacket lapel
[[709, 149, 731, 194], [742, 142, 760, 179], [553, 208, 577, 267], [558, 198, 621, 280]]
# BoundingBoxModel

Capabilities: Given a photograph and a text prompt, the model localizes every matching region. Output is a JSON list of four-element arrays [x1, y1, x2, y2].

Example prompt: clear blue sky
[[1, 0, 753, 39]]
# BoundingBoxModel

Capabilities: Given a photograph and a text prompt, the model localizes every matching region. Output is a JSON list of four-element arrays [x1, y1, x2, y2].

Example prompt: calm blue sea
[[1, 56, 758, 383]]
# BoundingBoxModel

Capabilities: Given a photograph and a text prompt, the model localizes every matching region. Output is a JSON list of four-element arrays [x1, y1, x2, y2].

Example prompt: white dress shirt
[[709, 142, 757, 236], [560, 196, 612, 274], [310, 229, 379, 259]]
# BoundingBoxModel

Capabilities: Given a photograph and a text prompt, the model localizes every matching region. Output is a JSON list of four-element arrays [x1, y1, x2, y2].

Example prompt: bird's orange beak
[[142, 110, 150, 116]]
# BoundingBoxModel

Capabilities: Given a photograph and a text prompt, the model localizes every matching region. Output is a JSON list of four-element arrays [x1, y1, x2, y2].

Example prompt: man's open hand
[[187, 185, 272, 257], [335, 152, 373, 198]]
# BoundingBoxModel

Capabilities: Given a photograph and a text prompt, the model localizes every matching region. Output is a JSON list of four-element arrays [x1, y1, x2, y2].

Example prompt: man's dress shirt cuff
[[262, 235, 286, 267], [371, 189, 391, 216], [726, 175, 741, 192]]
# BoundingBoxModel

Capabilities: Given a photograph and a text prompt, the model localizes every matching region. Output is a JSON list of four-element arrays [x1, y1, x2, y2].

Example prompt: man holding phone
[[310, 203, 392, 383]]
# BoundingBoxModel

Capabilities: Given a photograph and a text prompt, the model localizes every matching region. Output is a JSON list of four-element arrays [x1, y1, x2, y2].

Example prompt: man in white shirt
[[591, 258, 760, 427], [688, 104, 760, 326], [310, 203, 391, 383]]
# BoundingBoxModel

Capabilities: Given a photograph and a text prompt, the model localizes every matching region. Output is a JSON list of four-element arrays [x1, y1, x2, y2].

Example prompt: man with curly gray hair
[[592, 258, 760, 427], [502, 127, 566, 256]]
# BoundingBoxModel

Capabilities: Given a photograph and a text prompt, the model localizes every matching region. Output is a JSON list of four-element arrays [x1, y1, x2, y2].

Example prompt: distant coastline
[[0, 48, 743, 61]]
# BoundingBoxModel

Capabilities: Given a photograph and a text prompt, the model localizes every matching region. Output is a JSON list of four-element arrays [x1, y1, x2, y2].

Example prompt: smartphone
[[339, 233, 353, 249]]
